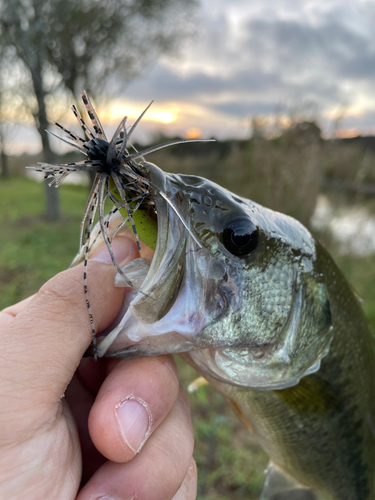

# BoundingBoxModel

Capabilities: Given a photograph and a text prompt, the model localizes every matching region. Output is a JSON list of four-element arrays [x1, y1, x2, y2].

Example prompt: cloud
[[243, 18, 375, 81], [122, 0, 375, 136], [126, 65, 283, 100]]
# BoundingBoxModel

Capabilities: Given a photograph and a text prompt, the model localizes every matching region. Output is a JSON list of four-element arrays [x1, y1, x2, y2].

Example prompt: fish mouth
[[93, 161, 233, 359]]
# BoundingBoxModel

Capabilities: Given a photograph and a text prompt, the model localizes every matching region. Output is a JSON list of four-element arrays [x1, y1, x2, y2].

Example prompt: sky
[[121, 0, 375, 141], [7, 0, 375, 153]]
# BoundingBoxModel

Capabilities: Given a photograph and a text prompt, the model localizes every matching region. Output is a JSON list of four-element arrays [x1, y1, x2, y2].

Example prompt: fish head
[[96, 161, 333, 391]]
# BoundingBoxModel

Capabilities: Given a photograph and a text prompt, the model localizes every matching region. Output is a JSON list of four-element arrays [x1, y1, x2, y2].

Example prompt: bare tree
[[0, 0, 197, 217], [0, 44, 18, 179], [0, 88, 8, 179], [43, 0, 198, 99]]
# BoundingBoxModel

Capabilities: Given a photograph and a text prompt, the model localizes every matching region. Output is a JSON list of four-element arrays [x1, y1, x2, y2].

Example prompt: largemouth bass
[[34, 95, 375, 499], [95, 161, 375, 500]]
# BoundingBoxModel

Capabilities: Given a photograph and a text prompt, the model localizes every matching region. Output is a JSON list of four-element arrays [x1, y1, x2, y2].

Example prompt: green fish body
[[184, 243, 375, 499], [91, 161, 375, 500]]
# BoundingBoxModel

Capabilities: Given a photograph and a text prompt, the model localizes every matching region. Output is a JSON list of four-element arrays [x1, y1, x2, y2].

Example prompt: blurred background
[[0, 0, 375, 498]]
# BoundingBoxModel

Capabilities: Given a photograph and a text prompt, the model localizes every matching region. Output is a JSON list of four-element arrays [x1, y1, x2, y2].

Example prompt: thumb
[[0, 234, 139, 413]]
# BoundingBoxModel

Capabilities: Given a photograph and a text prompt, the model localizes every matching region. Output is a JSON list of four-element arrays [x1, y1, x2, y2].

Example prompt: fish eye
[[222, 217, 259, 256]]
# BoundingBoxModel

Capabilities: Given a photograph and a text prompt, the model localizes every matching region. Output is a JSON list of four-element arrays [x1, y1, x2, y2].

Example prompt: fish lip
[[183, 338, 330, 391], [127, 163, 189, 320], [98, 334, 207, 359]]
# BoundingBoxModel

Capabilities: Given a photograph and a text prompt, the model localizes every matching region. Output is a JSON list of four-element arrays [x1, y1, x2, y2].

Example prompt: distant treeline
[[142, 122, 375, 226], [6, 120, 375, 227]]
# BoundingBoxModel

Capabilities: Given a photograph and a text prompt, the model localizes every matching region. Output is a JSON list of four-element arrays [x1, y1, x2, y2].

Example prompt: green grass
[[1, 175, 375, 498], [0, 177, 84, 308]]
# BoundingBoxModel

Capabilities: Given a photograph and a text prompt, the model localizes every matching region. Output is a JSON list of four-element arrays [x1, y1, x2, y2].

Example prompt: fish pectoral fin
[[187, 376, 209, 393], [261, 462, 316, 500], [224, 397, 254, 433]]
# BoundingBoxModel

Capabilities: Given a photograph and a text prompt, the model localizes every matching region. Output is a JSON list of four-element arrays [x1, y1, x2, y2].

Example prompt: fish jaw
[[96, 165, 239, 357], [95, 164, 333, 390]]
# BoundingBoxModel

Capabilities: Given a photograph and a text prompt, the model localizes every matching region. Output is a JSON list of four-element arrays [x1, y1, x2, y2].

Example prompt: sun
[[151, 110, 175, 124], [109, 103, 176, 125]]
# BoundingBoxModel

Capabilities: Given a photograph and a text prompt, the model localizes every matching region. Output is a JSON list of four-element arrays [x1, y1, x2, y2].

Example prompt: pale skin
[[0, 233, 197, 500]]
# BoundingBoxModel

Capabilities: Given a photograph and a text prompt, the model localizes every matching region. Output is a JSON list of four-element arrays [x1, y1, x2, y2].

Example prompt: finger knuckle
[[38, 269, 82, 313]]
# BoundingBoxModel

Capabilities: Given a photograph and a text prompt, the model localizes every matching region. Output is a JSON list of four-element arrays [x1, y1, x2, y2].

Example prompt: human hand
[[0, 234, 197, 500]]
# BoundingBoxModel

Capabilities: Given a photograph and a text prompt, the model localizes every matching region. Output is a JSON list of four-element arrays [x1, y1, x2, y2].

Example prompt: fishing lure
[[28, 91, 211, 359]]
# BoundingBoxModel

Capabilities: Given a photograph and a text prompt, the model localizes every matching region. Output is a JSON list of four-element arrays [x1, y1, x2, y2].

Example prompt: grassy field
[[1, 175, 375, 499]]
